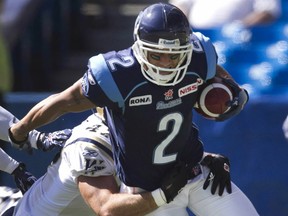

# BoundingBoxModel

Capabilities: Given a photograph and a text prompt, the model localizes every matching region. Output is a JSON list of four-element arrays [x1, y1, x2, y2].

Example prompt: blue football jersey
[[81, 32, 217, 190]]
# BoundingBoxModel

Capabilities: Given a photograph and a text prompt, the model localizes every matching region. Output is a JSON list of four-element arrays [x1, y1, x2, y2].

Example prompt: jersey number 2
[[153, 113, 183, 164]]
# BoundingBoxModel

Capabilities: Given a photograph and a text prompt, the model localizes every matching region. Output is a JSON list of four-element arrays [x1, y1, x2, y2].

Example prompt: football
[[194, 77, 234, 120]]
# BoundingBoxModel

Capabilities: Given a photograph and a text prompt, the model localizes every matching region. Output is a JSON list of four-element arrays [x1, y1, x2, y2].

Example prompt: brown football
[[194, 77, 234, 120]]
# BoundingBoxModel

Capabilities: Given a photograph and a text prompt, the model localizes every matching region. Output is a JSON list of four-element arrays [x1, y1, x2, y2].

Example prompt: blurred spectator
[[0, 0, 44, 92], [0, 1, 13, 95], [0, 0, 83, 92], [0, 0, 44, 49], [0, 26, 12, 94], [169, 0, 282, 30], [169, 0, 285, 98]]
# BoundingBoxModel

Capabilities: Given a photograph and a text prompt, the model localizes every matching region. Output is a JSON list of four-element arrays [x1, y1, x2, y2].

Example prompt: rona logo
[[129, 95, 152, 106]]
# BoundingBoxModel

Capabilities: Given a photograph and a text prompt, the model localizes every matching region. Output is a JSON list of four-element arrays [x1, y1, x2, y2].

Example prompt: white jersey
[[0, 186, 22, 215], [0, 106, 18, 142], [0, 148, 19, 174], [13, 114, 115, 216]]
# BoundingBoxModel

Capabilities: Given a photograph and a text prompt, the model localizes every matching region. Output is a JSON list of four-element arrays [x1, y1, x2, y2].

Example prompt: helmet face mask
[[132, 3, 193, 86]]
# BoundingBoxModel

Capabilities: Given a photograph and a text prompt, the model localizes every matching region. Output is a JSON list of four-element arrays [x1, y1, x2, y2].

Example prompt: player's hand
[[216, 78, 249, 121], [12, 163, 37, 194], [8, 128, 32, 154], [200, 154, 232, 196], [35, 129, 72, 151], [9, 128, 72, 152], [160, 161, 188, 203]]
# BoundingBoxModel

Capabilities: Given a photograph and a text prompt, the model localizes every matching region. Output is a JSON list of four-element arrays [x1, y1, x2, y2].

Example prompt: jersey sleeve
[[192, 32, 218, 80], [61, 115, 115, 182], [0, 148, 19, 174], [81, 54, 124, 109], [62, 142, 114, 182], [0, 106, 18, 142]]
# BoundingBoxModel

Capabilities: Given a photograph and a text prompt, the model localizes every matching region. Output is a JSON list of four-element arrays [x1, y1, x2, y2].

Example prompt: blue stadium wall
[[1, 92, 288, 216]]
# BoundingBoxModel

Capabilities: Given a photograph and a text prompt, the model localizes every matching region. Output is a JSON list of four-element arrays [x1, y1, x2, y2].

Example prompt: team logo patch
[[84, 158, 106, 175], [129, 95, 152, 106], [83, 149, 106, 175], [164, 89, 174, 100], [178, 78, 203, 97]]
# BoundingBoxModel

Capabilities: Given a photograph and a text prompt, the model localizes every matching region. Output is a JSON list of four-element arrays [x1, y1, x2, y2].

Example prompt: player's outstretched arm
[[78, 175, 157, 216], [9, 79, 95, 144], [78, 161, 188, 216], [0, 105, 72, 152]]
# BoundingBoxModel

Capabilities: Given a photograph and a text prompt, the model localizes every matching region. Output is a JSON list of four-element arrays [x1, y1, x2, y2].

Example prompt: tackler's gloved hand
[[9, 128, 72, 152], [12, 163, 37, 194], [159, 161, 188, 203], [34, 129, 72, 151], [216, 78, 249, 121], [201, 154, 232, 196], [37, 129, 72, 152], [152, 161, 188, 206]]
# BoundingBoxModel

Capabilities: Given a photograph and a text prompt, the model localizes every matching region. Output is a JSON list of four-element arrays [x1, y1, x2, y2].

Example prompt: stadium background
[[0, 0, 287, 215]]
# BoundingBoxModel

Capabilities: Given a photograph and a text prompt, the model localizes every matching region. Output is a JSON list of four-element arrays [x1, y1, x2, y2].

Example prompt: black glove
[[12, 163, 37, 194], [200, 154, 232, 196], [36, 129, 72, 151], [160, 161, 188, 203], [216, 78, 249, 121], [8, 128, 32, 154]]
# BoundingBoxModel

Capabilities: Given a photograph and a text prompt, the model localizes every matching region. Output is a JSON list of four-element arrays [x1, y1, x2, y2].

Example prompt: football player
[[0, 148, 37, 194], [0, 105, 71, 194], [0, 108, 186, 216], [0, 106, 71, 215], [0, 147, 37, 216], [9, 3, 258, 215]]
